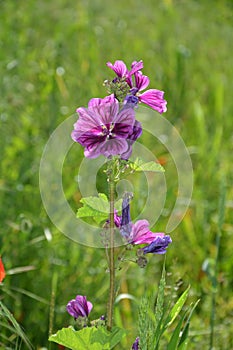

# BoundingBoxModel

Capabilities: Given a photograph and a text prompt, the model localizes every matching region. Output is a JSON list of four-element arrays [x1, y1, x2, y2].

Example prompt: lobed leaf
[[49, 326, 126, 350]]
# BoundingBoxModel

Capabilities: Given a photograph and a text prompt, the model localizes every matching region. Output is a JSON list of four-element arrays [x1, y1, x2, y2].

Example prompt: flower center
[[102, 123, 115, 139]]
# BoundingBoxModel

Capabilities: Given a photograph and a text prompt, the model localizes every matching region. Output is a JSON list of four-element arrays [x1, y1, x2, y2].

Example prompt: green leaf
[[163, 286, 190, 329], [130, 158, 165, 173], [178, 299, 200, 350], [49, 326, 126, 350], [49, 327, 104, 350], [77, 193, 109, 224], [91, 326, 126, 349], [109, 326, 127, 349], [177, 324, 189, 350], [77, 193, 122, 224], [167, 309, 189, 350]]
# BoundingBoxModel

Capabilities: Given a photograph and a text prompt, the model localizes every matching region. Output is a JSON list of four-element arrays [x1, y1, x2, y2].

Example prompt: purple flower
[[71, 94, 135, 159], [66, 295, 93, 319], [142, 235, 172, 255], [132, 337, 139, 350]]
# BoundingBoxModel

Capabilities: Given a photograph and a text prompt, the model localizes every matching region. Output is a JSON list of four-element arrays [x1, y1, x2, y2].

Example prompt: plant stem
[[107, 167, 115, 331], [209, 177, 225, 350]]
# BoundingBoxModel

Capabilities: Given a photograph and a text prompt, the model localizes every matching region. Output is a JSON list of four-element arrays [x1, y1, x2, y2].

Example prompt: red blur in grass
[[0, 257, 6, 282]]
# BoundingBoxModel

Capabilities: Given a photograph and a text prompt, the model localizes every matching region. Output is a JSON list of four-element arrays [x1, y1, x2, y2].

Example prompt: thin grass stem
[[107, 165, 115, 331]]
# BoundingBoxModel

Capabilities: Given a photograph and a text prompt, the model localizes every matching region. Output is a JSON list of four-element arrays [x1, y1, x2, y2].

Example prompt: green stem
[[209, 177, 225, 350], [107, 168, 115, 331]]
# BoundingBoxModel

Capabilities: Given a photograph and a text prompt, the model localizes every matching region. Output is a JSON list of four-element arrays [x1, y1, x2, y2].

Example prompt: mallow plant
[[49, 60, 198, 349]]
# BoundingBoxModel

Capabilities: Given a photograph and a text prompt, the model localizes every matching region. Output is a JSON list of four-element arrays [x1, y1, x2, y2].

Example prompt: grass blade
[[0, 302, 33, 349]]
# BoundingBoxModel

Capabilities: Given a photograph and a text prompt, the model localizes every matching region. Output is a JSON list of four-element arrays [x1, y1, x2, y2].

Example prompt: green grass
[[1, 0, 233, 348]]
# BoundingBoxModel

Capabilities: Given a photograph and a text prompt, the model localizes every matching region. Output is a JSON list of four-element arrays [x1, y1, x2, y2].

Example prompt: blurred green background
[[1, 0, 233, 349]]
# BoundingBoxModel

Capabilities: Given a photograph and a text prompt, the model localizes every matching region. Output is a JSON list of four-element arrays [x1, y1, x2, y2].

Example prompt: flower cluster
[[106, 60, 167, 113], [71, 59, 167, 160]]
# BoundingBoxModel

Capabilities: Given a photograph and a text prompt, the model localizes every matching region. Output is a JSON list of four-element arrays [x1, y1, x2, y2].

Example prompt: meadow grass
[[0, 0, 233, 348]]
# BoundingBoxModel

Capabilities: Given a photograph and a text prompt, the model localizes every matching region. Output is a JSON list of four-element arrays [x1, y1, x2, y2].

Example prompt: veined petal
[[139, 89, 167, 113], [88, 94, 115, 108], [72, 128, 106, 147], [114, 106, 135, 127], [98, 138, 129, 158], [75, 107, 102, 133], [89, 94, 119, 125], [106, 60, 128, 78], [129, 219, 164, 245], [66, 295, 93, 319], [120, 120, 142, 160], [84, 139, 107, 158], [134, 71, 150, 91], [74, 96, 119, 134], [128, 120, 142, 141], [120, 140, 134, 160], [129, 60, 144, 76]]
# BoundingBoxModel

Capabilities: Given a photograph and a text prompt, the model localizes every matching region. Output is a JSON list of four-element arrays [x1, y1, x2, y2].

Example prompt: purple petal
[[129, 220, 164, 245], [132, 337, 140, 350], [87, 95, 118, 125], [74, 107, 102, 134], [129, 60, 144, 76], [75, 295, 93, 316], [75, 95, 119, 134], [120, 192, 133, 238], [123, 94, 139, 108], [66, 295, 93, 319], [106, 60, 128, 78], [125, 61, 144, 87], [88, 94, 115, 108], [139, 89, 167, 113], [128, 120, 142, 141], [142, 235, 172, 254], [86, 301, 93, 314], [120, 141, 133, 160], [114, 210, 121, 227], [120, 120, 142, 160], [134, 71, 150, 91], [83, 141, 105, 158], [98, 138, 129, 158], [72, 127, 105, 147], [113, 107, 135, 129]]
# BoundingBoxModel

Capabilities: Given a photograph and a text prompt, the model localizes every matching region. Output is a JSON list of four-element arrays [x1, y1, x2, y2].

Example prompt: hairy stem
[[107, 168, 115, 331]]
